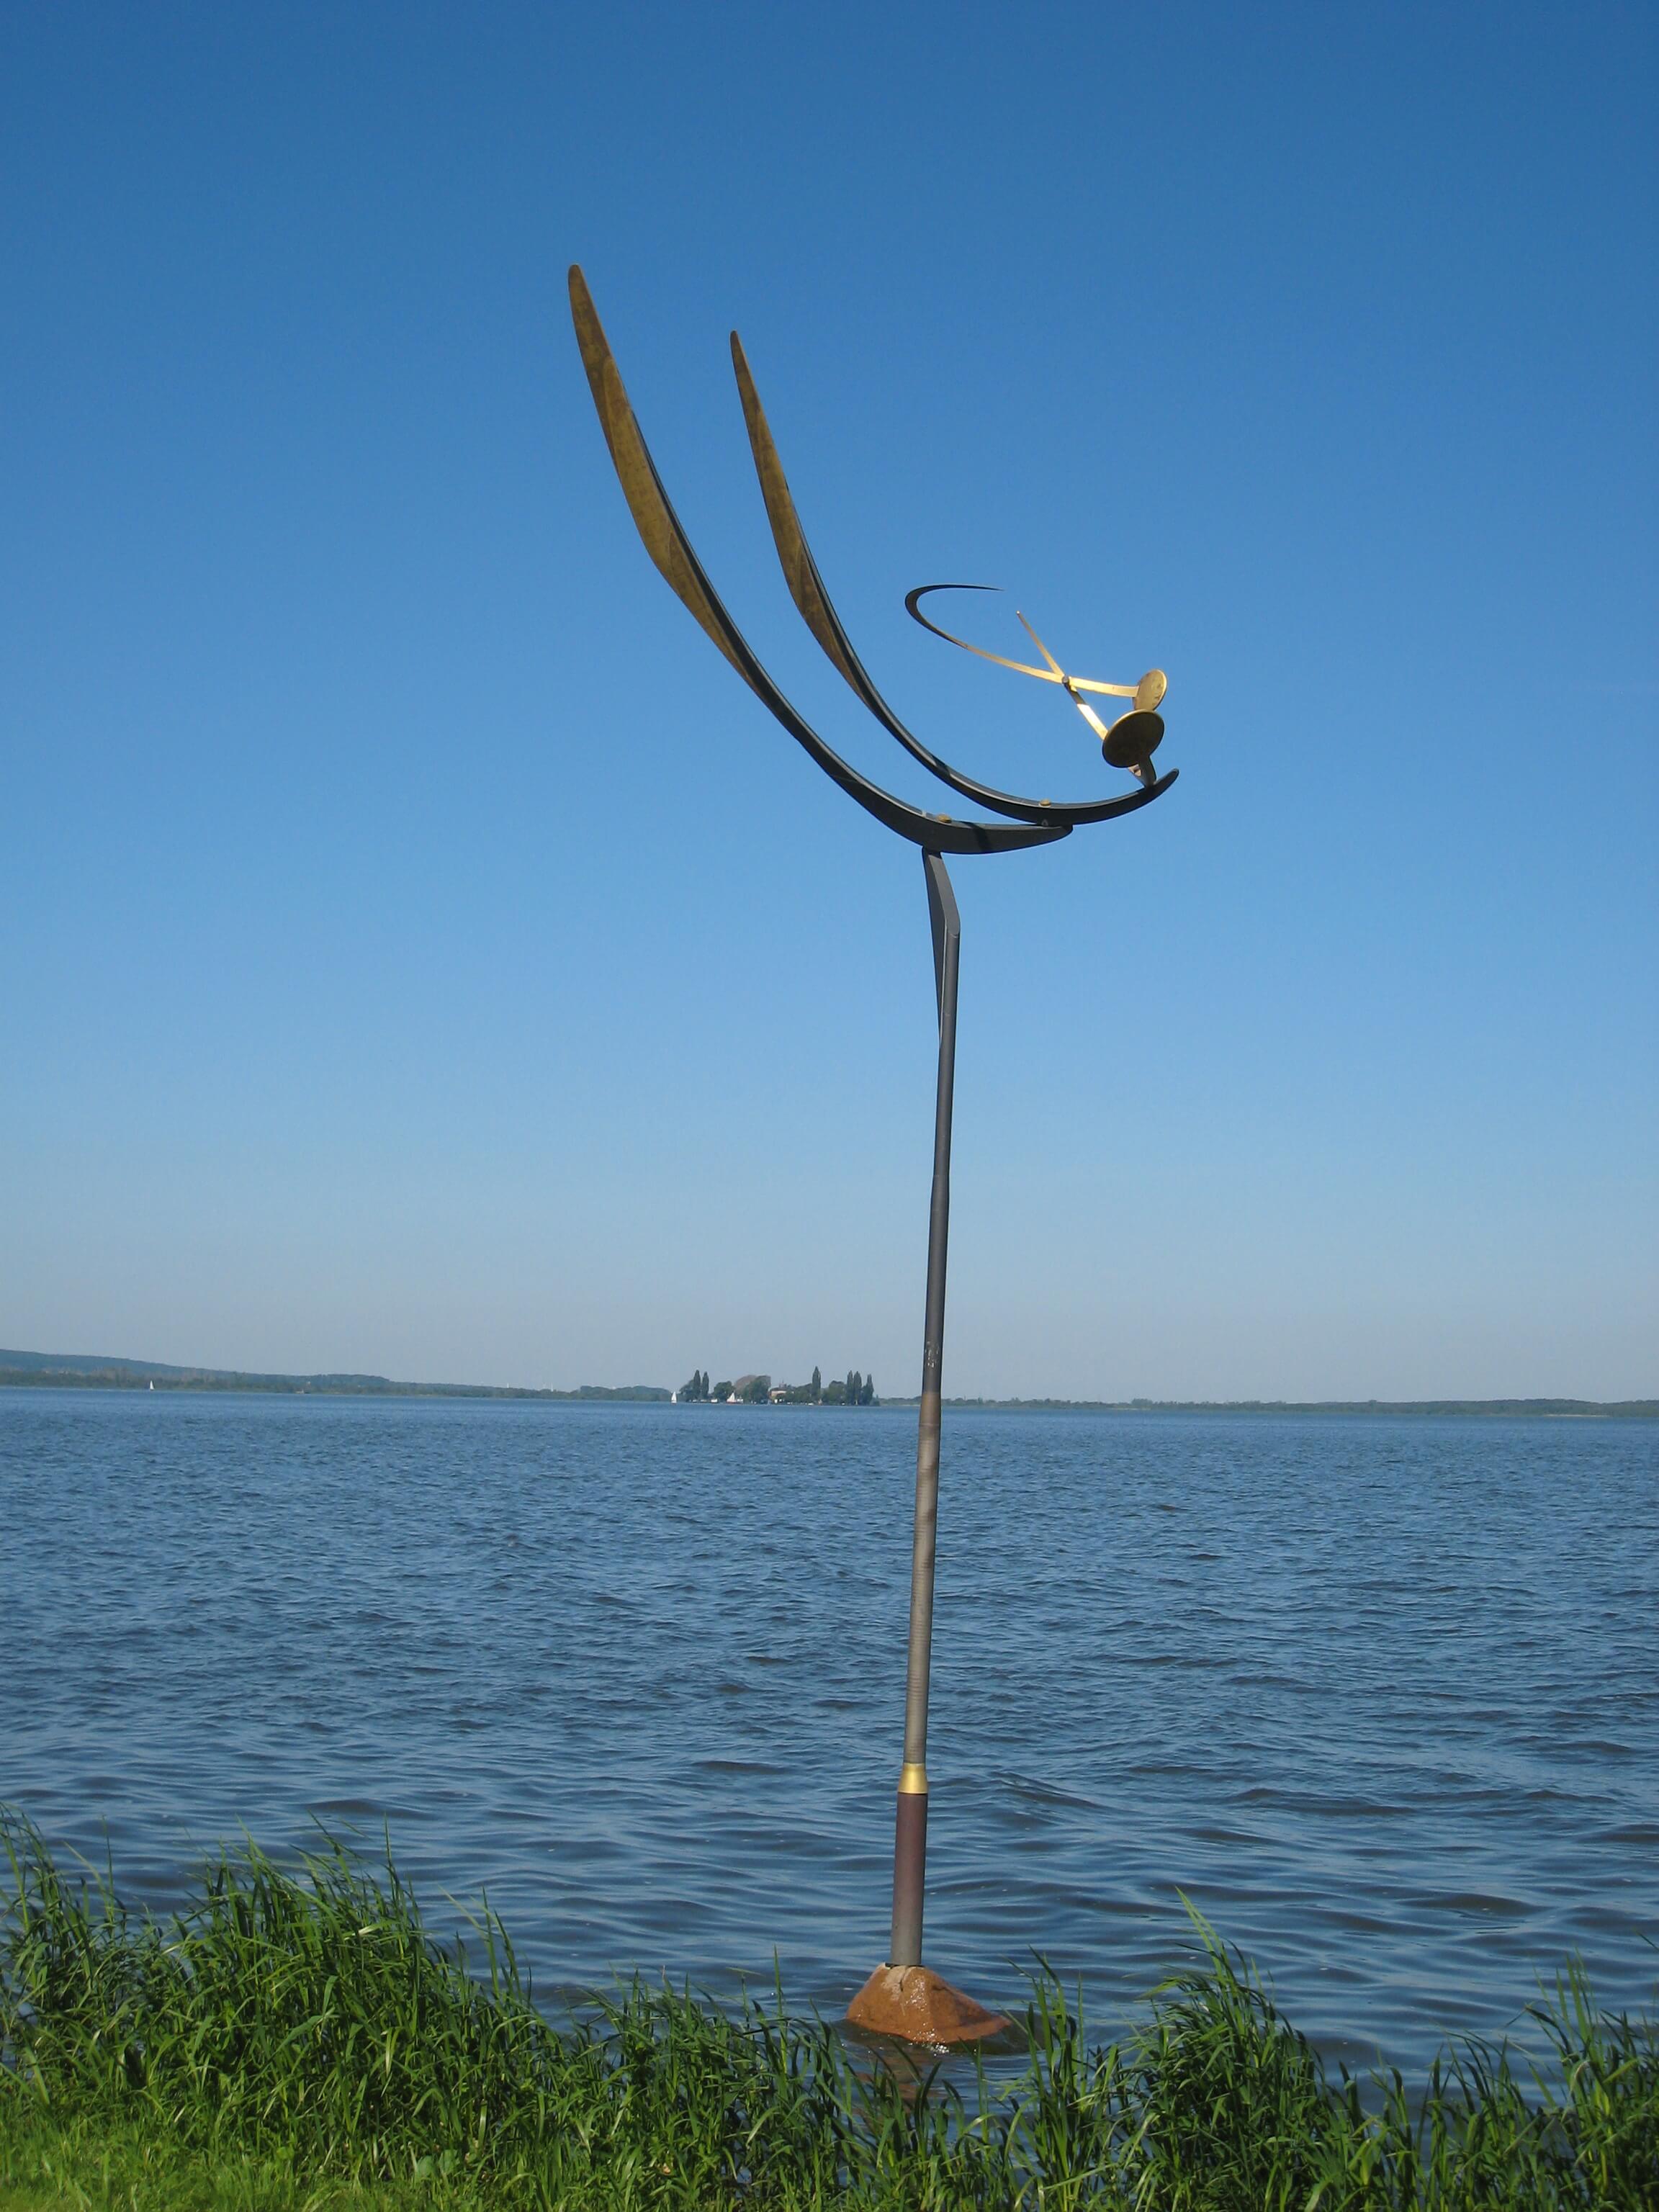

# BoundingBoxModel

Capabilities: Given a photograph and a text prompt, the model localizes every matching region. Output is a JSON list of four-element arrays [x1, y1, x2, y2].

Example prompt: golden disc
[[1102, 708, 1164, 770]]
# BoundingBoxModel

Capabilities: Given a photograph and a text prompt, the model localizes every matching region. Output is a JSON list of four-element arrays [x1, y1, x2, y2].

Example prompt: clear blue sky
[[3, 2, 1653, 1398]]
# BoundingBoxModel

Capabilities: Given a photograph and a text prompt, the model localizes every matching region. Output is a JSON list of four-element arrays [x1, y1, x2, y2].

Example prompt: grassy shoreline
[[3, 1815, 1653, 2208]]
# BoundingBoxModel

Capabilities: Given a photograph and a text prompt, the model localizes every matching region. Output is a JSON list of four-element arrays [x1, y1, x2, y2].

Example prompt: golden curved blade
[[569, 266, 750, 688], [729, 332, 869, 697]]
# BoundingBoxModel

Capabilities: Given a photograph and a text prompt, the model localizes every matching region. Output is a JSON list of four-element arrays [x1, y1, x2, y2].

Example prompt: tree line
[[677, 1367, 876, 1406]]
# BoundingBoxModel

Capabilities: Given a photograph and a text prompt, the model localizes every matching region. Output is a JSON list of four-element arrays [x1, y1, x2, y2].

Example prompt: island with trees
[[675, 1366, 877, 1406]]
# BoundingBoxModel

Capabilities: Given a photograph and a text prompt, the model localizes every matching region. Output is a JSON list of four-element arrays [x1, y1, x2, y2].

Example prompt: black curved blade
[[729, 332, 1164, 830], [568, 267, 1069, 858]]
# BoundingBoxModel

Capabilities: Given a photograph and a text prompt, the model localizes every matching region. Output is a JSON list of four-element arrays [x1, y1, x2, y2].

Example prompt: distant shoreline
[[1, 1352, 1653, 1418], [0, 1352, 667, 1403], [887, 1395, 1659, 1419]]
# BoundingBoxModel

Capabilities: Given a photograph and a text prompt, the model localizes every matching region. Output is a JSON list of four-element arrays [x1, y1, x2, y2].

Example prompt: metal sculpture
[[569, 266, 1178, 2043]]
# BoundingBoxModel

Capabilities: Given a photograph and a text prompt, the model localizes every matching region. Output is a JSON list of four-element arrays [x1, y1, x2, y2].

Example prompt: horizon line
[[1, 1349, 1654, 1417]]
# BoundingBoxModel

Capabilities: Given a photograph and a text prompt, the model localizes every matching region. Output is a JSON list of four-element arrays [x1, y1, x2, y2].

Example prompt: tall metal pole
[[572, 267, 1177, 2038], [889, 849, 961, 1969]]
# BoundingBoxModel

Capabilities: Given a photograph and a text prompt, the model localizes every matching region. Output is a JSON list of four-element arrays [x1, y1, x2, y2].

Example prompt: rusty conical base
[[845, 1964, 1010, 2046]]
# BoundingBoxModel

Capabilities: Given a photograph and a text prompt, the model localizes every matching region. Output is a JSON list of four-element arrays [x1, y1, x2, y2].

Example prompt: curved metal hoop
[[904, 585, 1139, 698]]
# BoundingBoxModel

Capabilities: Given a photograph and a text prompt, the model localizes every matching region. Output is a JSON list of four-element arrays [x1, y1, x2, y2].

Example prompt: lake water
[[3, 1389, 1655, 2077]]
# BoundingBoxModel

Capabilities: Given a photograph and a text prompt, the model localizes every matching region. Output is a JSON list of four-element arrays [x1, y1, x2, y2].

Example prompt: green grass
[[2, 1812, 1653, 2208]]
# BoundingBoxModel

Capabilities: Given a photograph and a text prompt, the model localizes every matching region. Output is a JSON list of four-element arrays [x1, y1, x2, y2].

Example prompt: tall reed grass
[[2, 1810, 1653, 2208]]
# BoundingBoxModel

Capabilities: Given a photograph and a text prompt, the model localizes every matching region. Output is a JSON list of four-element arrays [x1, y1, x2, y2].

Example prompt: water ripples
[[2, 1390, 1655, 2074]]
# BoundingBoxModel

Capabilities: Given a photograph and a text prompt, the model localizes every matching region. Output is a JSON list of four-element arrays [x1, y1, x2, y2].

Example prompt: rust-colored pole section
[[889, 850, 961, 1969]]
